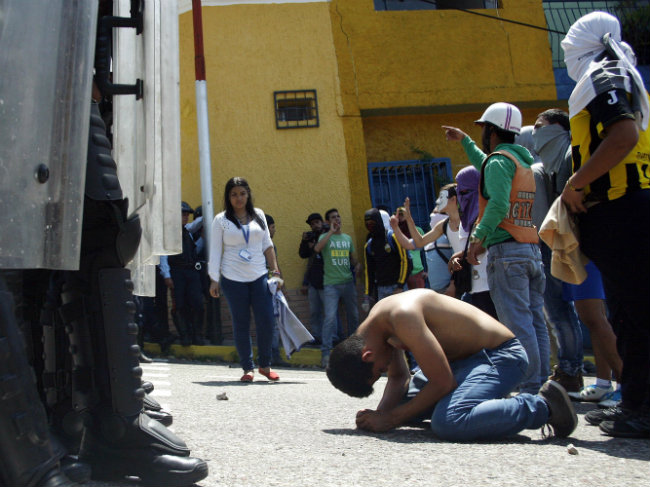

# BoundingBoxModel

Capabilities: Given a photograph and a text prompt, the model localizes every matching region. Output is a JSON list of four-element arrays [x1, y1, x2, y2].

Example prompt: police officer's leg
[[61, 105, 207, 486], [0, 278, 74, 487], [170, 267, 192, 346], [187, 269, 206, 345]]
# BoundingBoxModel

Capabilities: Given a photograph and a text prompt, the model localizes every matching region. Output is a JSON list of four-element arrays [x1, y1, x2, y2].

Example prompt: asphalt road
[[88, 359, 649, 487]]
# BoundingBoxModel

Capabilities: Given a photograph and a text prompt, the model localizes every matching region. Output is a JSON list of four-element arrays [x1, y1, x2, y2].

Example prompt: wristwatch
[[469, 235, 484, 245]]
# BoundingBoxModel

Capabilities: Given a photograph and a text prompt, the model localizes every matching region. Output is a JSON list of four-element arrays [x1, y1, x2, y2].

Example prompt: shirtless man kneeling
[[326, 289, 576, 441]]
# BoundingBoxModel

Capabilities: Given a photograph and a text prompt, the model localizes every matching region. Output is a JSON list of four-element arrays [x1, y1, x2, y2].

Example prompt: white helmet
[[475, 102, 522, 135]]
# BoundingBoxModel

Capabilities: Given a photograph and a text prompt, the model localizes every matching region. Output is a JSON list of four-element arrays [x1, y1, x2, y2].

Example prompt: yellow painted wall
[[329, 0, 557, 112], [177, 1, 563, 289], [362, 105, 567, 177], [178, 3, 357, 288]]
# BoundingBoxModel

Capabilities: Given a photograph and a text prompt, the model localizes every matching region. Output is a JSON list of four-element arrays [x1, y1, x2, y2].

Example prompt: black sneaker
[[547, 365, 583, 393], [538, 380, 578, 437], [599, 408, 650, 438], [584, 405, 629, 426]]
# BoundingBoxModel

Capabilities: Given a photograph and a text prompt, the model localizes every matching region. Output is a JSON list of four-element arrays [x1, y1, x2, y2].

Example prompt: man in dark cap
[[299, 213, 329, 345]]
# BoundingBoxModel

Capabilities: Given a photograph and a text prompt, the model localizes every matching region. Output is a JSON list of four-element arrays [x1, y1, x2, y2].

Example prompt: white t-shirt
[[208, 208, 273, 283], [458, 224, 490, 294]]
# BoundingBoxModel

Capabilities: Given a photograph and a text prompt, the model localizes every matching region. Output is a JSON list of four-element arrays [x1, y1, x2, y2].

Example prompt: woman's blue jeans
[[408, 339, 549, 441], [220, 274, 275, 370]]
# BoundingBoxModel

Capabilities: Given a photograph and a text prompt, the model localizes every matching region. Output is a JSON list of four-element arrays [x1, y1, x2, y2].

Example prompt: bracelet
[[565, 179, 583, 192], [469, 235, 484, 245], [271, 270, 281, 276]]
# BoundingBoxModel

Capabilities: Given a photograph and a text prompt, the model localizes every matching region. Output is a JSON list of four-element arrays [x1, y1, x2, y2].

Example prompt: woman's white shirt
[[208, 208, 273, 283], [458, 224, 490, 294]]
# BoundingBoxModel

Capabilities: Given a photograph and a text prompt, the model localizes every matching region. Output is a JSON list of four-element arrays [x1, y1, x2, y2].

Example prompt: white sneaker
[[598, 389, 622, 408], [568, 384, 613, 402]]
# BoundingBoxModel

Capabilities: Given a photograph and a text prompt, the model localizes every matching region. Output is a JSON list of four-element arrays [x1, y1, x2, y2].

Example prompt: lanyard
[[241, 223, 250, 245]]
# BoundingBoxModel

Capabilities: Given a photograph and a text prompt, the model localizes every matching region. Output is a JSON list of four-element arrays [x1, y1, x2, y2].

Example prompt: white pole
[[195, 79, 214, 251], [192, 0, 214, 253]]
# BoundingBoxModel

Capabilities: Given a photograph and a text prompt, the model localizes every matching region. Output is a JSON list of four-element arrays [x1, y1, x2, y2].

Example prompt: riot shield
[[0, 0, 98, 270], [112, 0, 182, 295]]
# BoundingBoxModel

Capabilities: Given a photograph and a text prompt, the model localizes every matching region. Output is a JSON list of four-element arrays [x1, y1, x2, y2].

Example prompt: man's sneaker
[[567, 384, 613, 402], [598, 389, 621, 408], [584, 405, 629, 426], [599, 407, 650, 438], [547, 365, 583, 393], [320, 353, 330, 369], [538, 380, 578, 437]]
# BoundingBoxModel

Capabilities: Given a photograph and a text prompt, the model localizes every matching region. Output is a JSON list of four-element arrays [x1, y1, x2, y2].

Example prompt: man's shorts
[[562, 260, 606, 301]]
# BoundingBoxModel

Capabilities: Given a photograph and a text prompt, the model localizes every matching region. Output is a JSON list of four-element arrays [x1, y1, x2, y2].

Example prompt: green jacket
[[461, 136, 535, 248]]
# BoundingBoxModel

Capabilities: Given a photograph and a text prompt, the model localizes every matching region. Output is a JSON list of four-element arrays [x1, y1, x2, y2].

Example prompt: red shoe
[[258, 367, 280, 381], [240, 371, 254, 382]]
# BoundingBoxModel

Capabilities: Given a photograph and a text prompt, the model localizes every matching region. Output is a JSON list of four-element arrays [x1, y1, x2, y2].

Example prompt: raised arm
[[314, 225, 335, 254]]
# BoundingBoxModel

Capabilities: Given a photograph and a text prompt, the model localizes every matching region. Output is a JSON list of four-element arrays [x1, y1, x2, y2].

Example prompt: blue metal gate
[[367, 158, 452, 231]]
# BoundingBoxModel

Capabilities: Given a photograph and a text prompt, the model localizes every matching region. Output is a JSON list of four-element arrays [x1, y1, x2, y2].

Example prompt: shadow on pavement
[[322, 427, 536, 444]]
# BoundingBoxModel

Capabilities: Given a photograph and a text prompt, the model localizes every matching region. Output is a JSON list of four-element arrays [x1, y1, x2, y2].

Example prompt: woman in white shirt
[[209, 177, 281, 382]]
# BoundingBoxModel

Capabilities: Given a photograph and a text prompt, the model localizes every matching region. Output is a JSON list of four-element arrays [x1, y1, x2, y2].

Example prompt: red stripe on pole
[[192, 0, 206, 81]]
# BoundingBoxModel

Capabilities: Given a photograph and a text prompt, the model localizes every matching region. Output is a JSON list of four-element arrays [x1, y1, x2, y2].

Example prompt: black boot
[[0, 286, 75, 487], [62, 268, 207, 486]]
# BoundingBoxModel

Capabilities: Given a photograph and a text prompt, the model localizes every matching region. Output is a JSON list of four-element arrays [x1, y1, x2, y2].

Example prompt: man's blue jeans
[[377, 285, 396, 301], [220, 274, 275, 370], [322, 282, 359, 354], [307, 285, 324, 342], [407, 339, 549, 441], [540, 243, 583, 376], [487, 241, 549, 394]]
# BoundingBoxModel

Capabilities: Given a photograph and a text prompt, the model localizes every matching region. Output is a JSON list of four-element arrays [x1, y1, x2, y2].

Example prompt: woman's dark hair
[[440, 183, 457, 198], [223, 177, 265, 229], [326, 335, 374, 398]]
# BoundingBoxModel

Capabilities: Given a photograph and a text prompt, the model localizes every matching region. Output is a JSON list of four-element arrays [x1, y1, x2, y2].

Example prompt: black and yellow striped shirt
[[570, 88, 650, 202]]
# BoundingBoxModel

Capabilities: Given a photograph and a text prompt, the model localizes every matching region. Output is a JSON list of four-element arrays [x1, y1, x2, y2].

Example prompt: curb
[[143, 342, 324, 367], [144, 342, 596, 372]]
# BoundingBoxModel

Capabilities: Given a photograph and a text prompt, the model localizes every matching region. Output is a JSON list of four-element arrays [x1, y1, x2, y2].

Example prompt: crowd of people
[[325, 11, 649, 442], [118, 11, 649, 443]]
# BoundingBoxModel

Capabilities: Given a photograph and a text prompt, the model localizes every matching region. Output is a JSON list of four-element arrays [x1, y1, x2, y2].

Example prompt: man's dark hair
[[488, 123, 516, 144], [537, 108, 570, 132], [325, 208, 339, 221], [326, 335, 374, 398]]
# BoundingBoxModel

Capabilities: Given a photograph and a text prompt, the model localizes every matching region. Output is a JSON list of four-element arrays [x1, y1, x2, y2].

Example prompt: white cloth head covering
[[515, 125, 541, 163], [379, 210, 391, 234], [561, 11, 648, 130]]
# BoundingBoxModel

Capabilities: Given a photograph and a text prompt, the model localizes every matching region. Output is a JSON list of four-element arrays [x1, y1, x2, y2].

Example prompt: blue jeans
[[220, 274, 275, 370], [322, 282, 359, 354], [307, 285, 324, 341], [540, 243, 583, 376], [408, 339, 549, 441], [377, 285, 396, 301], [487, 241, 549, 394]]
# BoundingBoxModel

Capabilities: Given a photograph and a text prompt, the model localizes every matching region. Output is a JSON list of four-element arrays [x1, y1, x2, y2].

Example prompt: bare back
[[367, 289, 514, 362]]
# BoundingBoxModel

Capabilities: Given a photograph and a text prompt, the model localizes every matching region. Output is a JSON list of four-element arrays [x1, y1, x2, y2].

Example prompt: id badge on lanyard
[[239, 224, 252, 262]]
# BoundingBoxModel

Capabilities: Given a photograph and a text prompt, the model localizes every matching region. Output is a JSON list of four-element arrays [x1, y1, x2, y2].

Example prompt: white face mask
[[434, 190, 449, 213], [430, 212, 448, 229]]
